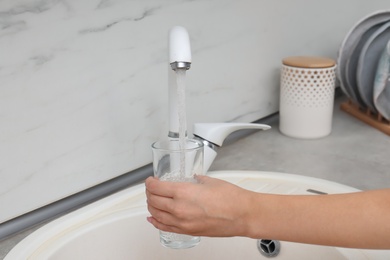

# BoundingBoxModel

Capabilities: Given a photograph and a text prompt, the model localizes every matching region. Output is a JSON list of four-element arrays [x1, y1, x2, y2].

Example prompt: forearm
[[146, 176, 390, 249], [247, 189, 390, 249]]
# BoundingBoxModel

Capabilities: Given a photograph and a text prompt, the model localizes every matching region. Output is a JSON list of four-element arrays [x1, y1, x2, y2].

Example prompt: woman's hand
[[145, 175, 254, 237], [146, 175, 390, 249]]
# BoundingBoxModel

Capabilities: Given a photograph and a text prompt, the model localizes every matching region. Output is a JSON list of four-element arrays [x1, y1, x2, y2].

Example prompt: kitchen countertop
[[1, 95, 390, 258], [211, 96, 390, 191]]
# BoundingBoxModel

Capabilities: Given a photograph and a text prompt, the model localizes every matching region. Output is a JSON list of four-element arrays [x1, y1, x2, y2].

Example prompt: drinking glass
[[151, 138, 203, 249]]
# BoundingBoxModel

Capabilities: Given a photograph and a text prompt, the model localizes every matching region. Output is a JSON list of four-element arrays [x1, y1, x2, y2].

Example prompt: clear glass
[[151, 138, 204, 249]]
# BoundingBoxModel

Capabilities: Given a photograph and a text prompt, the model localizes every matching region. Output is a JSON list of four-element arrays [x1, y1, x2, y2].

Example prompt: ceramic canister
[[279, 56, 337, 139]]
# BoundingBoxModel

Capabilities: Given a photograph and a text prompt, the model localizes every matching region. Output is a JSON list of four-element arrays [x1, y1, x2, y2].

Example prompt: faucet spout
[[168, 26, 192, 138], [169, 26, 191, 71]]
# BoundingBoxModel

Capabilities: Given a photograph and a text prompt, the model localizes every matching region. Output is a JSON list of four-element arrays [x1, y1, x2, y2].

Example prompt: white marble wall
[[0, 0, 388, 223]]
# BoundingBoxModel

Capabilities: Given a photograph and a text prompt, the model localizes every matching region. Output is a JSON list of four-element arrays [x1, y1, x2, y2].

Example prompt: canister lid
[[282, 56, 336, 68]]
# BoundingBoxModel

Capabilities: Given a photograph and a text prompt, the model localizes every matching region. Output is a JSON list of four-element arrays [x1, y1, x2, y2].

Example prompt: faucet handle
[[193, 123, 271, 147]]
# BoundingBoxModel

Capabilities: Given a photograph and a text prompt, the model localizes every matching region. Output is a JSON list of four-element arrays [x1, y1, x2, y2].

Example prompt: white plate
[[357, 21, 390, 112], [345, 24, 381, 108], [373, 40, 390, 120], [337, 10, 390, 105]]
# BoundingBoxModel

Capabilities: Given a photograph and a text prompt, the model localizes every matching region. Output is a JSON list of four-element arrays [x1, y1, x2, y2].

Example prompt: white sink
[[5, 171, 390, 259]]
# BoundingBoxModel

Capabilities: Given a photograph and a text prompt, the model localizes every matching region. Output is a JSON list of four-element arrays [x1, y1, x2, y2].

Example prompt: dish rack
[[340, 99, 390, 135]]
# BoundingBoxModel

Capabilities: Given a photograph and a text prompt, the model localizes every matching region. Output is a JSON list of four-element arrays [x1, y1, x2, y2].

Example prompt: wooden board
[[340, 100, 390, 135]]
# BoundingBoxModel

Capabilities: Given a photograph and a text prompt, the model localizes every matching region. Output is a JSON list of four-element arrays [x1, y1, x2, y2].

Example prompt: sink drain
[[257, 239, 281, 258]]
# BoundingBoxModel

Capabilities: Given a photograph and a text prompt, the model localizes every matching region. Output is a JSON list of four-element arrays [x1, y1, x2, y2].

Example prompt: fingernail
[[146, 216, 153, 224]]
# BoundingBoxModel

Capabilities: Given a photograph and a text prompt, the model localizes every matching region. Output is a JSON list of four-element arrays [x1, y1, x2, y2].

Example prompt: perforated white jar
[[279, 56, 336, 139]]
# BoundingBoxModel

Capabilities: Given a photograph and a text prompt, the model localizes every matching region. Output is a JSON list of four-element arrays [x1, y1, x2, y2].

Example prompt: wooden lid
[[282, 56, 336, 68]]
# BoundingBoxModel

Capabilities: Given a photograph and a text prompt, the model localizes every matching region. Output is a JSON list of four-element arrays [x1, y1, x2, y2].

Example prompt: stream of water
[[175, 69, 187, 179]]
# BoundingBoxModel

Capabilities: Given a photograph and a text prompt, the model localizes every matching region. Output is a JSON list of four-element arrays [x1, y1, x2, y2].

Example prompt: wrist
[[243, 191, 276, 239], [240, 191, 264, 238]]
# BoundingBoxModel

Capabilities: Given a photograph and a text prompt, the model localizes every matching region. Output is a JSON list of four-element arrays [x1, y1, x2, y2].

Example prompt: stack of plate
[[337, 10, 390, 120]]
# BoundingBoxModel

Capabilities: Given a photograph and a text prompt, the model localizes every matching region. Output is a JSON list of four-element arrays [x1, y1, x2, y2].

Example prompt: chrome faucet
[[167, 26, 271, 173]]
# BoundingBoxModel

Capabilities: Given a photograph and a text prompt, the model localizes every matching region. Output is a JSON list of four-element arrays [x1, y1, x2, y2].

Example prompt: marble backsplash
[[0, 0, 388, 223]]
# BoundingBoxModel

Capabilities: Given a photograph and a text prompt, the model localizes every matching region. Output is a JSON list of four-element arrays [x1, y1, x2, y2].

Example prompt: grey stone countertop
[[1, 96, 390, 258], [210, 97, 390, 191]]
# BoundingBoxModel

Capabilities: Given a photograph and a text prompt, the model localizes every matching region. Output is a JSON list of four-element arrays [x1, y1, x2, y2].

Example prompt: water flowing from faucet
[[176, 69, 187, 178]]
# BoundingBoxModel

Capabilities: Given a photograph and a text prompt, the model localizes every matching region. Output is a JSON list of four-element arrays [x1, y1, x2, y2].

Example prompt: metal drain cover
[[257, 239, 281, 258]]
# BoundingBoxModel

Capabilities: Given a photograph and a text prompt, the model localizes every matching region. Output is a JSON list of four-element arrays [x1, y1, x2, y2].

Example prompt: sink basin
[[5, 171, 390, 259]]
